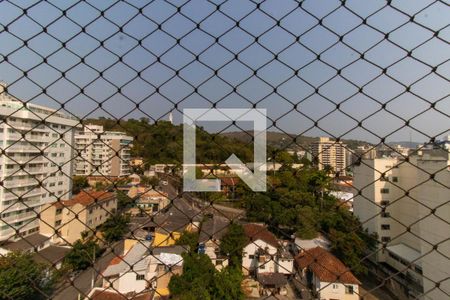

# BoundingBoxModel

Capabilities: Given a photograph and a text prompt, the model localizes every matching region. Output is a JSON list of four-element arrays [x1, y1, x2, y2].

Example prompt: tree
[[0, 251, 57, 300], [220, 223, 247, 266], [63, 240, 103, 271], [169, 253, 244, 300], [117, 191, 134, 210], [72, 176, 89, 195], [175, 231, 199, 252], [100, 214, 130, 243]]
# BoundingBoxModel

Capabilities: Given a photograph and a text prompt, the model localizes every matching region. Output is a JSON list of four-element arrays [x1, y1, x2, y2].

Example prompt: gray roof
[[151, 245, 187, 256], [32, 246, 71, 265], [154, 198, 202, 234], [1, 233, 50, 251], [199, 216, 230, 243], [102, 241, 152, 277]]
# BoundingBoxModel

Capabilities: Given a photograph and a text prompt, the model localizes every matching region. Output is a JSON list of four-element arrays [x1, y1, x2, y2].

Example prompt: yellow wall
[[152, 231, 181, 247]]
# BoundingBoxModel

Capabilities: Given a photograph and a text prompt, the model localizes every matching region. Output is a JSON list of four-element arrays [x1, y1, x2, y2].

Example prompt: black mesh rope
[[0, 0, 449, 300]]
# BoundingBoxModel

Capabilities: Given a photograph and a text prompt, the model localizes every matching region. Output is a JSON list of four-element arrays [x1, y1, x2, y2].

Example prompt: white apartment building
[[311, 137, 347, 175], [75, 124, 132, 177], [353, 141, 450, 300], [0, 83, 78, 241]]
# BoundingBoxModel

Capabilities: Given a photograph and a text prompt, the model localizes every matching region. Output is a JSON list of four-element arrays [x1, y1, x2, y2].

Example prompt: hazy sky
[[0, 0, 448, 143]]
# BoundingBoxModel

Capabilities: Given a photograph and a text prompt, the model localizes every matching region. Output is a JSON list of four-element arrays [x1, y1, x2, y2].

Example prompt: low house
[[39, 190, 117, 244], [295, 247, 361, 300], [198, 216, 230, 270], [0, 233, 51, 255], [292, 234, 331, 255], [32, 245, 71, 269], [242, 223, 294, 277], [102, 240, 185, 297], [128, 187, 170, 215]]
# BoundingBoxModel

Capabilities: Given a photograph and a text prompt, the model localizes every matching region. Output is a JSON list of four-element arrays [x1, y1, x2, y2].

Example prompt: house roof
[[32, 245, 71, 265], [198, 216, 230, 243], [257, 273, 287, 287], [151, 245, 186, 256], [102, 241, 152, 277], [295, 247, 360, 285], [55, 190, 115, 208], [87, 288, 153, 300], [243, 224, 279, 248], [386, 243, 421, 266], [0, 233, 50, 251]]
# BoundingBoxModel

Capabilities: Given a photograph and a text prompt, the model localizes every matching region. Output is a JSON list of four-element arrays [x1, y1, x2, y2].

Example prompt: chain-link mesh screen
[[0, 0, 449, 299]]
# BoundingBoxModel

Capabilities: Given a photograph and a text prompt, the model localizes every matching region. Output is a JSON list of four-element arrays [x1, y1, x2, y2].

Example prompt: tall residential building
[[75, 124, 132, 177], [0, 83, 78, 241], [311, 137, 347, 175], [353, 142, 450, 300]]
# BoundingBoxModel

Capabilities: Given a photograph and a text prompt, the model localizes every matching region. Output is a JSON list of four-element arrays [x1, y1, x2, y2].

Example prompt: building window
[[380, 188, 389, 194], [380, 200, 390, 206], [381, 224, 390, 230], [55, 220, 62, 227], [381, 236, 391, 243], [249, 255, 254, 259], [56, 208, 63, 215], [136, 274, 145, 280], [392, 177, 398, 182], [345, 285, 354, 294], [332, 284, 338, 289]]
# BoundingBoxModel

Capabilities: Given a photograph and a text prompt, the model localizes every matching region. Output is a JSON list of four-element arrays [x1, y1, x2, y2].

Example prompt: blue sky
[[0, 0, 449, 143]]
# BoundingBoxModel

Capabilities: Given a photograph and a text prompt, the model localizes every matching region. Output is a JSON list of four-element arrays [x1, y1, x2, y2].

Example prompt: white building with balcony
[[353, 142, 450, 300], [75, 124, 132, 177], [0, 83, 79, 241]]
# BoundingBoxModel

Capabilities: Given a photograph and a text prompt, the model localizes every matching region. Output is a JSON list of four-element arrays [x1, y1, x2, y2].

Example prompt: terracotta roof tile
[[54, 190, 115, 208], [243, 224, 279, 248], [295, 247, 360, 285]]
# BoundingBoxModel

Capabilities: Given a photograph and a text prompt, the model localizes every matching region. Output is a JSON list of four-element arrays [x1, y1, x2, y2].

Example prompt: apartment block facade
[[75, 124, 132, 177], [311, 137, 347, 175], [40, 190, 117, 245], [0, 84, 78, 241], [353, 143, 450, 300]]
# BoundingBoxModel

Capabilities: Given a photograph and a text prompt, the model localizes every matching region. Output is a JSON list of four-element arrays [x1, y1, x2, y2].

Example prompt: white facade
[[311, 137, 347, 175], [313, 277, 360, 300], [353, 147, 450, 299], [75, 124, 132, 177], [0, 86, 78, 241], [242, 239, 294, 276]]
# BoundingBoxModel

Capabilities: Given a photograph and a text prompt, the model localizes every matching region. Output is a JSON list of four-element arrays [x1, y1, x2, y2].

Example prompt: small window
[[249, 255, 254, 259], [380, 188, 389, 194], [381, 212, 391, 218], [56, 208, 63, 215], [380, 200, 390, 206], [392, 177, 398, 182], [136, 274, 145, 280], [55, 220, 62, 227], [381, 236, 391, 243], [332, 284, 338, 289], [381, 224, 390, 230], [345, 285, 354, 294]]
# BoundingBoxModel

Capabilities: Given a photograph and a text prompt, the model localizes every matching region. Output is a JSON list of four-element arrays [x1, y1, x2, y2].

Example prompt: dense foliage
[[86, 118, 253, 164], [100, 214, 130, 243], [63, 240, 103, 271], [169, 253, 243, 300], [72, 176, 89, 195], [0, 251, 57, 300], [241, 160, 377, 274], [219, 223, 247, 266]]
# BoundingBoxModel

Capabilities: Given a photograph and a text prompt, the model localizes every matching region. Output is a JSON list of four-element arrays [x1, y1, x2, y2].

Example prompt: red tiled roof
[[54, 190, 114, 208], [108, 256, 123, 266], [295, 247, 360, 285], [243, 224, 279, 248]]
